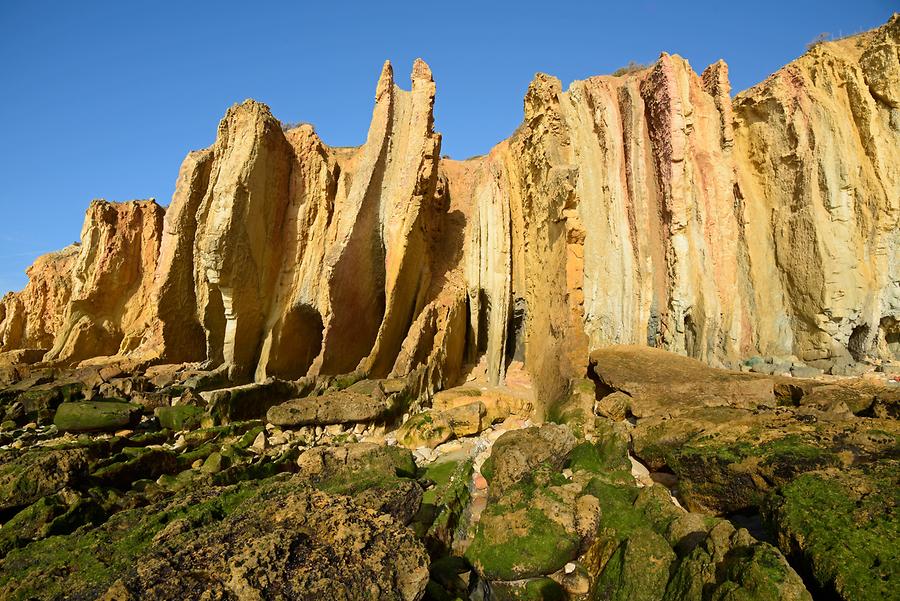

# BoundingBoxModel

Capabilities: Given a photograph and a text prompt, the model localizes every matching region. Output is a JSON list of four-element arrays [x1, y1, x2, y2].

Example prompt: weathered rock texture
[[37, 200, 164, 364], [1, 16, 898, 406], [0, 245, 79, 354]]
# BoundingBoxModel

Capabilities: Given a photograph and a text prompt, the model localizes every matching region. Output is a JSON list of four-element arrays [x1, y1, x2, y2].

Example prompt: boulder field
[[0, 13, 898, 601], [0, 346, 896, 600]]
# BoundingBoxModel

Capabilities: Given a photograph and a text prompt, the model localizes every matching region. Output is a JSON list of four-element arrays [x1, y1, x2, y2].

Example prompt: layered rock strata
[[0, 16, 897, 409]]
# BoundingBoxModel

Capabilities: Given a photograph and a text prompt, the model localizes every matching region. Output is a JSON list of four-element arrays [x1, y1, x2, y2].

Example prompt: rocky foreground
[[0, 346, 896, 600], [0, 12, 897, 601]]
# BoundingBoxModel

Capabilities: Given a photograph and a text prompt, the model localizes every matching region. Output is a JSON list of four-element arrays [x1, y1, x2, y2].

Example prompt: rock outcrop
[[0, 245, 79, 355], [1, 16, 898, 410], [42, 200, 164, 364]]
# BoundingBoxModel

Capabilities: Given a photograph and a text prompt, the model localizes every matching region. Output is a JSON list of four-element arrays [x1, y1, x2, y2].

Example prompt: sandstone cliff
[[1, 15, 897, 406], [0, 244, 79, 354]]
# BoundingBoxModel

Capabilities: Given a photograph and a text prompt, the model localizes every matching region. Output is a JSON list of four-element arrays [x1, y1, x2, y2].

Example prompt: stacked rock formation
[[1, 16, 898, 408]]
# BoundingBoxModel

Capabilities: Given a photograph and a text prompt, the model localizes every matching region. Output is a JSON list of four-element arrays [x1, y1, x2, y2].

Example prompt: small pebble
[[251, 432, 268, 452]]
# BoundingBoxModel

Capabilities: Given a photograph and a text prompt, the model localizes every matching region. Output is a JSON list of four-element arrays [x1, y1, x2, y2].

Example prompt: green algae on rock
[[53, 400, 141, 432], [0, 475, 430, 601], [764, 463, 899, 601]]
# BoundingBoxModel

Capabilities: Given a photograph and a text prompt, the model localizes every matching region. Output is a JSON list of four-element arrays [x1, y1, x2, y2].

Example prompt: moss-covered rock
[[91, 448, 178, 489], [15, 381, 85, 422], [153, 404, 204, 431], [594, 529, 675, 601], [0, 475, 430, 600], [565, 421, 631, 477], [0, 491, 105, 558], [667, 434, 838, 514], [415, 459, 473, 549], [663, 521, 811, 601], [465, 478, 582, 580], [490, 577, 568, 600], [547, 377, 597, 438], [0, 448, 89, 512], [181, 420, 264, 446], [632, 405, 898, 514], [482, 424, 577, 495], [396, 411, 454, 449], [296, 443, 422, 523], [764, 464, 898, 601], [53, 400, 141, 433]]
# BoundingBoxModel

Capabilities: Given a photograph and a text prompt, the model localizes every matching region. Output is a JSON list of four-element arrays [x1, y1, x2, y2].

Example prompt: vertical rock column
[[135, 148, 213, 363], [194, 101, 293, 380]]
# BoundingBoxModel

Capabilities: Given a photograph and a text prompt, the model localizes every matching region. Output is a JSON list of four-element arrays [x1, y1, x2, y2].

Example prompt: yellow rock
[[0, 16, 897, 417]]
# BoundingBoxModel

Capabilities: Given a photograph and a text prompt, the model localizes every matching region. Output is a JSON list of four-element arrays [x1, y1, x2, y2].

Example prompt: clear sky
[[0, 1, 895, 294]]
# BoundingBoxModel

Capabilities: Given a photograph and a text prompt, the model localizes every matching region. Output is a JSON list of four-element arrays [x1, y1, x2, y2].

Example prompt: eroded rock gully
[[0, 15, 898, 601]]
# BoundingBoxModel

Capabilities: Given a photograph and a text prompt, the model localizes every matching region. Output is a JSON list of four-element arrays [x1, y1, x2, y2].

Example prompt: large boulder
[[480, 424, 577, 495], [200, 378, 309, 423], [267, 389, 396, 426], [395, 402, 487, 449], [431, 385, 533, 425], [53, 400, 141, 432], [0, 448, 89, 512], [589, 346, 777, 417], [153, 404, 204, 431], [465, 480, 585, 581]]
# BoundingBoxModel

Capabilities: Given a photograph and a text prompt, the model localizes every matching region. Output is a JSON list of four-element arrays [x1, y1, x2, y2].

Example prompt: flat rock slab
[[201, 378, 308, 423], [589, 346, 776, 417], [631, 404, 900, 514], [53, 401, 141, 432], [267, 390, 394, 426]]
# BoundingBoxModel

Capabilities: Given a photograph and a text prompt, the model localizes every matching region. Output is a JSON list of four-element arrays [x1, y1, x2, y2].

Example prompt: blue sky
[[0, 1, 895, 294]]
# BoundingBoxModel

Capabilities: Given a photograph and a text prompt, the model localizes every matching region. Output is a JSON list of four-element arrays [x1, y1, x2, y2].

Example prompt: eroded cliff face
[[0, 244, 79, 353], [42, 200, 164, 363], [734, 18, 900, 363], [1, 15, 898, 406]]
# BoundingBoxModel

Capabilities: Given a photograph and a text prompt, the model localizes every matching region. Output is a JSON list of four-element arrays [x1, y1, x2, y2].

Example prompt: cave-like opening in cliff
[[684, 313, 699, 359], [505, 297, 526, 366], [203, 285, 227, 365], [266, 304, 324, 380], [880, 316, 900, 359], [847, 323, 871, 361]]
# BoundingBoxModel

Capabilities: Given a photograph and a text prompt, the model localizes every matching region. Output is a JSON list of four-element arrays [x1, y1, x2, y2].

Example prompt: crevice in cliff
[[264, 304, 324, 379]]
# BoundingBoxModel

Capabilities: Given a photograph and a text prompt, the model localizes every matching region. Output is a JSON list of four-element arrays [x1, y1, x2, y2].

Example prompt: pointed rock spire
[[375, 60, 394, 102]]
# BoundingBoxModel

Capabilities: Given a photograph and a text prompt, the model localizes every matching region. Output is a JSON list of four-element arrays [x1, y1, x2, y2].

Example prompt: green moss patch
[[764, 464, 898, 601], [465, 503, 580, 580]]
